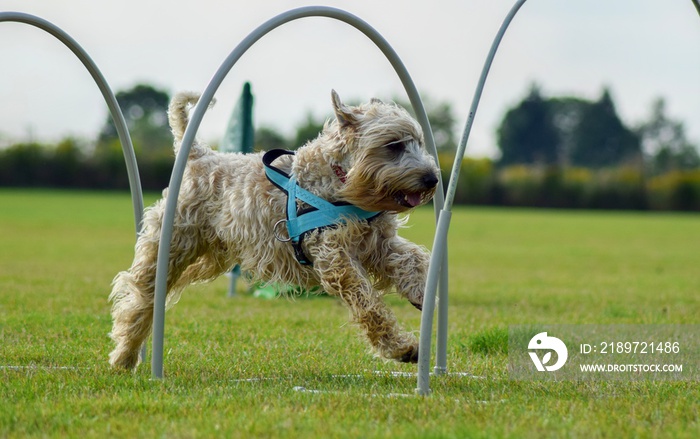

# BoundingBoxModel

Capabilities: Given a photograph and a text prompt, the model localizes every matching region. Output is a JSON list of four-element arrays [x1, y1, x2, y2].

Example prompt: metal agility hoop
[[416, 0, 527, 395], [0, 13, 144, 238], [150, 5, 450, 391]]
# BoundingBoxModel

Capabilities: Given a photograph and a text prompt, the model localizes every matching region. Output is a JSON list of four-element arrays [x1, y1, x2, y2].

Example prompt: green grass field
[[1, 189, 698, 438]]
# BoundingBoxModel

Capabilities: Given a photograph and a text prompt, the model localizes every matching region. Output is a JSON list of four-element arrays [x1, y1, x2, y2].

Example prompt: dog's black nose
[[422, 172, 439, 189]]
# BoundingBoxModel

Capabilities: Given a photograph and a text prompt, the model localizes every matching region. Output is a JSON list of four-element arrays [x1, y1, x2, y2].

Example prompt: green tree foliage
[[254, 126, 290, 152], [0, 138, 88, 187], [96, 84, 172, 159], [636, 98, 700, 175], [394, 96, 457, 151], [569, 89, 640, 168], [50, 138, 84, 186], [497, 86, 642, 168], [426, 101, 457, 151], [497, 85, 559, 166], [548, 96, 591, 165], [0, 142, 49, 186], [293, 113, 325, 150]]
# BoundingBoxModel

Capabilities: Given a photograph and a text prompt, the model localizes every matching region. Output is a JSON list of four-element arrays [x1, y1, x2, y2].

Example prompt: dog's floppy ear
[[331, 90, 360, 128]]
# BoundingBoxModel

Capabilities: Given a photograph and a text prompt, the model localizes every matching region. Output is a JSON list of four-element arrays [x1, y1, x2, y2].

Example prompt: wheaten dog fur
[[108, 90, 440, 370]]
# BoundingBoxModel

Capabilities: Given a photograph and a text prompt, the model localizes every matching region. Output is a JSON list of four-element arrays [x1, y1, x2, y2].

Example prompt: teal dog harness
[[263, 149, 382, 265]]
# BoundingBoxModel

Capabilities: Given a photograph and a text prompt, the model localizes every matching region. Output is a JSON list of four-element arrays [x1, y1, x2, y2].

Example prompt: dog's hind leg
[[313, 249, 419, 363], [108, 221, 202, 370], [108, 266, 157, 370]]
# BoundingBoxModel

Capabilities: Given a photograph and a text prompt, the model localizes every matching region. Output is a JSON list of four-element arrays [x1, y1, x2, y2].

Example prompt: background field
[[1, 189, 698, 438]]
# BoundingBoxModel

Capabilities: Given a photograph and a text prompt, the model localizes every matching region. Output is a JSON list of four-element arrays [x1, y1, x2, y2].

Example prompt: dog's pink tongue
[[406, 193, 422, 207]]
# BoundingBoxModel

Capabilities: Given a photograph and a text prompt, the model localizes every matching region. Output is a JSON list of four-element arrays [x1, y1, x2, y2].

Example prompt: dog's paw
[[404, 289, 424, 311], [398, 345, 419, 363], [109, 347, 141, 371]]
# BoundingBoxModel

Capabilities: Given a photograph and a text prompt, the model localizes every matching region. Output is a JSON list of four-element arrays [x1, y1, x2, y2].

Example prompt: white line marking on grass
[[229, 377, 285, 383], [235, 371, 483, 382], [0, 365, 86, 371], [295, 371, 495, 401], [457, 399, 509, 405], [330, 370, 484, 379], [293, 386, 414, 398], [293, 386, 507, 403]]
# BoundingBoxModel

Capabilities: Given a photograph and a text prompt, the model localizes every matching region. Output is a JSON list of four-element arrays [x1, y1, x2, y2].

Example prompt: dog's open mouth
[[394, 191, 425, 208]]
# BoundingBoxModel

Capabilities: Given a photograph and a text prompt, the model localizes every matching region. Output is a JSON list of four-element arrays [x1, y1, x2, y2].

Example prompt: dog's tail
[[167, 91, 215, 157]]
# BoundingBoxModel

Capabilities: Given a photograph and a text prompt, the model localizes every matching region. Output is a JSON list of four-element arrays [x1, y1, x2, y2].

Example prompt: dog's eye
[[385, 140, 407, 154]]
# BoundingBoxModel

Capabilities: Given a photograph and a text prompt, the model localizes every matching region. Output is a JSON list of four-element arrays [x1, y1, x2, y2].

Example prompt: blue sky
[[1, 0, 698, 157]]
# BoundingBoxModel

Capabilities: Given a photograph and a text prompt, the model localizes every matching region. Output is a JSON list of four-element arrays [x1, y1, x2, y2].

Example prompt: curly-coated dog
[[108, 90, 440, 370]]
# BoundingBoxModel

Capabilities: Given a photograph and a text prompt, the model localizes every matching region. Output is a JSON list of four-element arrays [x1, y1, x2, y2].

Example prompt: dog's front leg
[[375, 236, 430, 311], [312, 248, 419, 363]]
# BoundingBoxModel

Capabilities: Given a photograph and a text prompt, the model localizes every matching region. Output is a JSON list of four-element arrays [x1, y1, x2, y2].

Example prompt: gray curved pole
[[0, 12, 144, 235], [151, 6, 445, 379], [415, 0, 528, 395]]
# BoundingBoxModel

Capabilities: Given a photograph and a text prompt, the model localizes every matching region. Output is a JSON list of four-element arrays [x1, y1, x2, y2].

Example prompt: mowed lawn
[[1, 189, 698, 438]]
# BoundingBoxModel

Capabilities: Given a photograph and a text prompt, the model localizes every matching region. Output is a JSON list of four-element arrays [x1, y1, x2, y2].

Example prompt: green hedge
[[647, 170, 700, 211], [0, 141, 173, 191], [2, 143, 699, 211], [437, 154, 698, 211]]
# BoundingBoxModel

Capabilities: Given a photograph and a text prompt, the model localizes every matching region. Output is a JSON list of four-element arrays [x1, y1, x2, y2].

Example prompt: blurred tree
[[254, 126, 290, 152], [96, 84, 171, 158], [0, 142, 48, 186], [548, 96, 590, 167], [636, 98, 700, 174], [50, 137, 85, 187], [497, 85, 559, 166], [293, 113, 325, 149], [394, 95, 457, 151], [569, 89, 641, 168], [497, 86, 642, 169]]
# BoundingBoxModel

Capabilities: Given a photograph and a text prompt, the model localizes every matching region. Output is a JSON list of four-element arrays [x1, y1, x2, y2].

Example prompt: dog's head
[[328, 90, 440, 213]]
